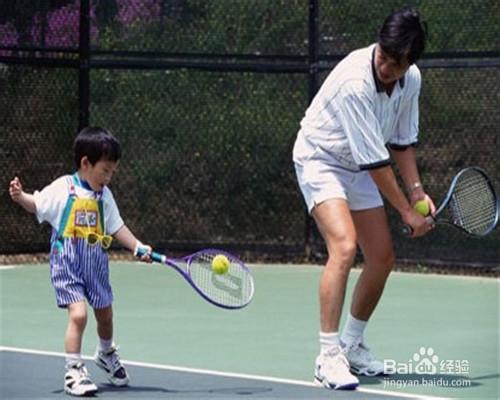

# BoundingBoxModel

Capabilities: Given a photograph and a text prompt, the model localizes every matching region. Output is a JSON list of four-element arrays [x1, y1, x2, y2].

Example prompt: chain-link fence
[[1, 1, 499, 268]]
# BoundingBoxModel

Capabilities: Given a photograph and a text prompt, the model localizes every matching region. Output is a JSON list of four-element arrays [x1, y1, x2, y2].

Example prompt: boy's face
[[80, 157, 119, 191], [374, 45, 410, 85]]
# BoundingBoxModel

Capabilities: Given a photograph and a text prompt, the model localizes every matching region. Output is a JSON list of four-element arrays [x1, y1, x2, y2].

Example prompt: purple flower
[[117, 0, 160, 25], [0, 22, 19, 55], [29, 0, 98, 47]]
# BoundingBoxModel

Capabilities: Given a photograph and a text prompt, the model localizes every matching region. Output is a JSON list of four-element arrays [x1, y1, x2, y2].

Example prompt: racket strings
[[188, 253, 254, 308], [449, 170, 497, 235]]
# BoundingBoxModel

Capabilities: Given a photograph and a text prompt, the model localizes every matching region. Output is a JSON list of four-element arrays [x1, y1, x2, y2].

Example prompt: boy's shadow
[[100, 383, 273, 395], [53, 384, 273, 397]]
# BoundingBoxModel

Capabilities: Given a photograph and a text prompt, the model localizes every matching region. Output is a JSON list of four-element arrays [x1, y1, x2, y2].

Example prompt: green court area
[[1, 262, 498, 399]]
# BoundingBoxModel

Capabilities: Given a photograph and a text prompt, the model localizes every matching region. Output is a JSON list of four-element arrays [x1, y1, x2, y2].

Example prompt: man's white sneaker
[[64, 362, 98, 397], [94, 345, 130, 386], [343, 341, 386, 376], [314, 347, 359, 390]]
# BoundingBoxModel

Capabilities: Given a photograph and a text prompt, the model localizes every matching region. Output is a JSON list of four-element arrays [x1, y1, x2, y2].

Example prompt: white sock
[[341, 314, 368, 347], [98, 338, 113, 352], [319, 331, 340, 353], [65, 353, 81, 368]]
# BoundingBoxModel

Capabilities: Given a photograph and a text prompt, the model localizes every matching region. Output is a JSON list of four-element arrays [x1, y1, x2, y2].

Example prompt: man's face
[[374, 45, 411, 85]]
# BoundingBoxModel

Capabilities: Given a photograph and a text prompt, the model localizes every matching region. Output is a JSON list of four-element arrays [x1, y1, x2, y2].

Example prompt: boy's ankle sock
[[98, 338, 113, 352], [65, 353, 82, 369]]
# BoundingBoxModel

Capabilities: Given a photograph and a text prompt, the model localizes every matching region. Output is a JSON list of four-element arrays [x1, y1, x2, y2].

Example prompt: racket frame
[[137, 248, 254, 309], [403, 167, 499, 237]]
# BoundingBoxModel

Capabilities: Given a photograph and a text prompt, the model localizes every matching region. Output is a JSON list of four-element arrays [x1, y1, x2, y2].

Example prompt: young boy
[[9, 127, 152, 397]]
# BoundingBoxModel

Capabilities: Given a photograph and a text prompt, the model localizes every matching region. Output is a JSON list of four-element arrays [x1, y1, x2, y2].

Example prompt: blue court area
[[0, 262, 498, 399], [1, 349, 439, 400]]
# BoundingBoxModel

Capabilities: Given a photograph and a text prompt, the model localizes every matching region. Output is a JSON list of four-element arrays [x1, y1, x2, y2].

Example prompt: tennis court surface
[[1, 348, 444, 399], [1, 262, 498, 399]]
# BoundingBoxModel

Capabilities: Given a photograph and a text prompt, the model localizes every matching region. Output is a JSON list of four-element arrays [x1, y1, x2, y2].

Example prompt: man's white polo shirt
[[293, 43, 421, 172]]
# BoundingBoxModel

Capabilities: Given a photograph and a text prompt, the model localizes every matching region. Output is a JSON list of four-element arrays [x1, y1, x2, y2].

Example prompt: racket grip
[[402, 224, 412, 236], [135, 247, 166, 263], [402, 216, 435, 237]]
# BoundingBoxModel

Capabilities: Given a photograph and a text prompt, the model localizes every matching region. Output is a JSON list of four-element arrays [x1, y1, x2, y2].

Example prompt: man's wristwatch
[[407, 181, 422, 193]]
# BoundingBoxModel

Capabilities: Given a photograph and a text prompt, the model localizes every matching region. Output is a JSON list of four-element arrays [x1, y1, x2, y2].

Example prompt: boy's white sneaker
[[343, 341, 386, 376], [94, 344, 130, 386], [314, 347, 359, 390], [64, 362, 98, 397]]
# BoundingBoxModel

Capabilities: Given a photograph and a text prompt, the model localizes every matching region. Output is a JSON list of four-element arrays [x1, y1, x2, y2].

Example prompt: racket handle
[[402, 216, 435, 237], [402, 225, 413, 236], [135, 247, 166, 263]]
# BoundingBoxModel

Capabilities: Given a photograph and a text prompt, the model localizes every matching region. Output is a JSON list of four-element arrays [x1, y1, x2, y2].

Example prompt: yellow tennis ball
[[212, 254, 230, 274], [414, 200, 430, 216]]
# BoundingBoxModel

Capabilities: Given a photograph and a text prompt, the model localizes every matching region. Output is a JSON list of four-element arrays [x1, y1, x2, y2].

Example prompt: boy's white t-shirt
[[33, 175, 124, 235]]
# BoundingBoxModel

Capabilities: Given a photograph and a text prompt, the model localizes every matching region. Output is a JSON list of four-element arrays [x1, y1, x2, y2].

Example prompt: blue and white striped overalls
[[49, 175, 113, 308]]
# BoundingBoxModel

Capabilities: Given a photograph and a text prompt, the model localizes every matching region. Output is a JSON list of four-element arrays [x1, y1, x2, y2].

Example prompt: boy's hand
[[9, 177, 36, 214], [9, 177, 23, 202], [134, 242, 153, 263]]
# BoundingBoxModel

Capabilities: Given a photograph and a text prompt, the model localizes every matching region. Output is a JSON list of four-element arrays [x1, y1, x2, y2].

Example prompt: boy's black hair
[[378, 7, 428, 65], [74, 127, 121, 169]]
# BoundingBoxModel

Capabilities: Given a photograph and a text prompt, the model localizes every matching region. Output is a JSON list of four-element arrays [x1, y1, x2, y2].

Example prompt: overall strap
[[98, 199, 106, 234], [55, 176, 77, 238]]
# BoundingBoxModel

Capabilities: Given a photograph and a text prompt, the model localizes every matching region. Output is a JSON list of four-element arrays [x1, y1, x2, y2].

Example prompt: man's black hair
[[378, 7, 428, 65], [74, 127, 121, 169]]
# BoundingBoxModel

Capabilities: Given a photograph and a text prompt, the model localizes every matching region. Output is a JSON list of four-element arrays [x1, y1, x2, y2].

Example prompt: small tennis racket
[[403, 167, 498, 237], [136, 248, 254, 309]]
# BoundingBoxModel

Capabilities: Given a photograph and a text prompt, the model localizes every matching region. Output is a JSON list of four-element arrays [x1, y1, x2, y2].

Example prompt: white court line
[[0, 346, 450, 400], [0, 265, 20, 270]]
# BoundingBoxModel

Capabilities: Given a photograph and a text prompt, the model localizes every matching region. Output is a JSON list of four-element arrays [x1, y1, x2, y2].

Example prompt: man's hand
[[401, 207, 433, 237], [410, 192, 436, 217]]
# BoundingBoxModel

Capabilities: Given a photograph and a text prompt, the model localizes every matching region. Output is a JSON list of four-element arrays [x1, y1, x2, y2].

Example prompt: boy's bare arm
[[113, 225, 140, 252], [113, 225, 152, 262], [9, 177, 36, 214]]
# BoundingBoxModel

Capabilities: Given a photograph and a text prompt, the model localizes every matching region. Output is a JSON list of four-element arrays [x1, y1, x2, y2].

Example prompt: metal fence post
[[78, 0, 90, 131], [305, 0, 320, 259]]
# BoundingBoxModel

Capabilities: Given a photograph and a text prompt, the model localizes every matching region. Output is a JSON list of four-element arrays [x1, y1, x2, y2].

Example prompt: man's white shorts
[[294, 159, 383, 213]]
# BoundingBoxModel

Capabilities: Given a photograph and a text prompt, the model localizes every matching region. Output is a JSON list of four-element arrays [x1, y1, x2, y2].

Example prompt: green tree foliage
[[1, 0, 498, 260]]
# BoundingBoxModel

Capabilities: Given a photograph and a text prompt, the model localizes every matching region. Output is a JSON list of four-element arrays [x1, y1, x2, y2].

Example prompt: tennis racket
[[136, 248, 254, 309], [403, 167, 498, 237]]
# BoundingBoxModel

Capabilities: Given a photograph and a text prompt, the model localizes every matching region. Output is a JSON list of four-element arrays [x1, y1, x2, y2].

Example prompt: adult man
[[293, 7, 435, 389]]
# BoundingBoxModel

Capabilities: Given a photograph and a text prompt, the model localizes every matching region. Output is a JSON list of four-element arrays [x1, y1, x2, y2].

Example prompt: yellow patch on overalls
[[62, 198, 104, 239]]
